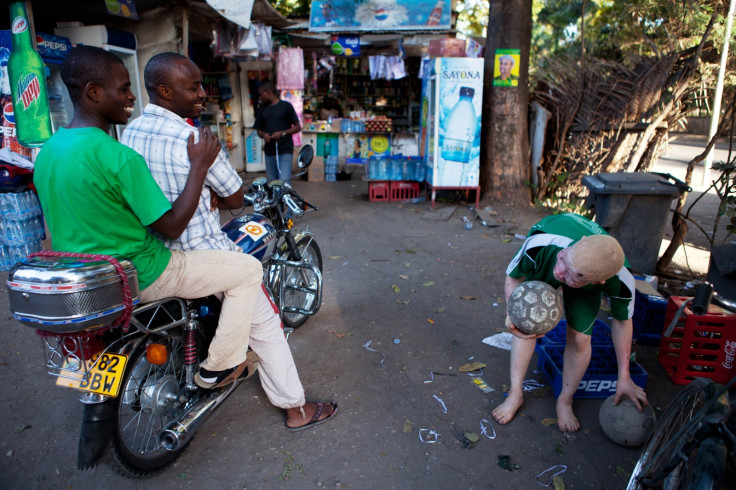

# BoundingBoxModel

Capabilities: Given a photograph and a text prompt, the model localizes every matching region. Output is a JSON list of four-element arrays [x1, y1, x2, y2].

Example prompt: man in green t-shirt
[[34, 46, 266, 394], [491, 213, 648, 432]]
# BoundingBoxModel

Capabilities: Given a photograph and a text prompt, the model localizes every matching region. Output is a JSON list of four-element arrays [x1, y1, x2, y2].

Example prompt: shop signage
[[310, 0, 450, 32], [331, 36, 360, 57]]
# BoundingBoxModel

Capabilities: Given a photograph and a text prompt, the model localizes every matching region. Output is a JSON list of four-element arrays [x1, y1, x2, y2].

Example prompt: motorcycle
[[223, 144, 322, 329], [5, 145, 322, 477]]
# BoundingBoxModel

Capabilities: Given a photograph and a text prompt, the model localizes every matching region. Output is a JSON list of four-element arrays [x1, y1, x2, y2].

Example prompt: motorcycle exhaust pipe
[[160, 380, 241, 451]]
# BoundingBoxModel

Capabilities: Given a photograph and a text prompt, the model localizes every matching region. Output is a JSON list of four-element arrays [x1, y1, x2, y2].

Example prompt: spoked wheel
[[627, 378, 712, 490], [105, 337, 192, 477], [272, 236, 322, 329]]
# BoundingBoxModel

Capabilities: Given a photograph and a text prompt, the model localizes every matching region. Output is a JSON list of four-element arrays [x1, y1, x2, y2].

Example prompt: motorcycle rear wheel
[[105, 337, 191, 477], [274, 236, 322, 328]]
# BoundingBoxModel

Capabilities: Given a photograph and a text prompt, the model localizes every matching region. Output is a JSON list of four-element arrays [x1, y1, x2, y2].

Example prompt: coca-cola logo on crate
[[723, 340, 736, 370]]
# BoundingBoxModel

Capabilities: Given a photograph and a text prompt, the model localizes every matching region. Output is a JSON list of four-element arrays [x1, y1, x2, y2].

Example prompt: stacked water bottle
[[324, 155, 339, 182], [0, 191, 45, 271], [367, 155, 425, 182], [339, 119, 365, 133]]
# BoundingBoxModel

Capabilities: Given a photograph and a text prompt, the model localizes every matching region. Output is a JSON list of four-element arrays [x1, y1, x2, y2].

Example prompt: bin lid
[[581, 172, 684, 196]]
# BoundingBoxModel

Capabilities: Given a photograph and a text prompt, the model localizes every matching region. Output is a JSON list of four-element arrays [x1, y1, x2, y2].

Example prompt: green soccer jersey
[[34, 127, 172, 290], [506, 213, 635, 334]]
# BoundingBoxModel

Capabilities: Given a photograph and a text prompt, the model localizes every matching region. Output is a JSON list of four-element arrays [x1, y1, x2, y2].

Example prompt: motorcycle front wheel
[[105, 336, 191, 477], [273, 236, 323, 328]]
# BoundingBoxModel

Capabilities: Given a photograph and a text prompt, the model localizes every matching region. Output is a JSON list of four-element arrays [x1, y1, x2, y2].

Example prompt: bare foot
[[556, 399, 580, 432], [492, 393, 524, 425], [285, 401, 337, 429]]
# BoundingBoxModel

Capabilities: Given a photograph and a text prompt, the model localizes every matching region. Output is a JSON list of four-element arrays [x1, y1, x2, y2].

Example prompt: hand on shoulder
[[187, 128, 221, 172]]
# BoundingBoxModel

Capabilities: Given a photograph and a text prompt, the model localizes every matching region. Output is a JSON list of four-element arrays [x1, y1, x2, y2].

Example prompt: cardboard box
[[428, 38, 466, 58], [308, 156, 325, 183]]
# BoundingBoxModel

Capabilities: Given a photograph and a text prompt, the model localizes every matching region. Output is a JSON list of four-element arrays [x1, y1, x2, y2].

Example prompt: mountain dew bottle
[[7, 2, 52, 147]]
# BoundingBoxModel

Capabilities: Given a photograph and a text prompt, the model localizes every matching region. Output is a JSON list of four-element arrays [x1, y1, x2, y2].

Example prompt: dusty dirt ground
[[0, 135, 731, 489]]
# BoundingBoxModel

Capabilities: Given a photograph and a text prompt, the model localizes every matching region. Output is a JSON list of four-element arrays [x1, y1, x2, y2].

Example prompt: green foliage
[[271, 0, 311, 18], [530, 0, 725, 68], [456, 0, 489, 38], [712, 159, 736, 239]]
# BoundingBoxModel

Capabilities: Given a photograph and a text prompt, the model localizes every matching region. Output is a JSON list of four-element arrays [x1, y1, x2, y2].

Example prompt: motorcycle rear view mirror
[[297, 145, 314, 169]]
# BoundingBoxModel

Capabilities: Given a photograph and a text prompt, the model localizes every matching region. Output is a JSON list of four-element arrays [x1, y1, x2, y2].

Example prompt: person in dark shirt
[[253, 81, 301, 184]]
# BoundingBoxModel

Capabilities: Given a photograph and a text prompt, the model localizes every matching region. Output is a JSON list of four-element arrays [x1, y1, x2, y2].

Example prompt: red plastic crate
[[658, 296, 736, 385], [369, 181, 390, 202], [390, 181, 419, 202]]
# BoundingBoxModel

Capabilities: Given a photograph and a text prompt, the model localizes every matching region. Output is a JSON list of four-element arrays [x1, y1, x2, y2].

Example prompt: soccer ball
[[599, 394, 656, 446], [507, 281, 563, 335]]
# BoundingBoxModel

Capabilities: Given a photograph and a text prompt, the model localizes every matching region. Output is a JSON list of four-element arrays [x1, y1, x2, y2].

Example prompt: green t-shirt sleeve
[[605, 272, 635, 321], [117, 153, 172, 226]]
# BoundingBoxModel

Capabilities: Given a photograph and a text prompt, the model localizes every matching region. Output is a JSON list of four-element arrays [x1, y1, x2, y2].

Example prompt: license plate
[[56, 352, 128, 397]]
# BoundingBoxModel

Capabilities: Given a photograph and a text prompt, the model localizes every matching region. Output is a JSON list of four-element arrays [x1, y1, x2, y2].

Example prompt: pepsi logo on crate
[[538, 344, 648, 398]]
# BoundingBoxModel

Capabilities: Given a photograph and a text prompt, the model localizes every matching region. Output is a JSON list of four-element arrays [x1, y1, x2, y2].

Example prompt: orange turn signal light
[[146, 343, 168, 365]]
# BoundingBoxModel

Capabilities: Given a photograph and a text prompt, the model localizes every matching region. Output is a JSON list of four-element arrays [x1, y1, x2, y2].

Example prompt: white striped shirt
[[121, 104, 241, 252]]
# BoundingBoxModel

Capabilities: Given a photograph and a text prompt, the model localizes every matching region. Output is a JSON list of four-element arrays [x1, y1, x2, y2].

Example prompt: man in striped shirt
[[122, 53, 337, 431], [492, 213, 648, 432]]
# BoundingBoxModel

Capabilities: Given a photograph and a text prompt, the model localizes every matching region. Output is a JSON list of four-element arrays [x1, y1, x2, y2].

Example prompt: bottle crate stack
[[536, 319, 649, 398], [0, 190, 45, 271], [367, 155, 425, 182], [658, 296, 736, 385], [324, 155, 338, 182]]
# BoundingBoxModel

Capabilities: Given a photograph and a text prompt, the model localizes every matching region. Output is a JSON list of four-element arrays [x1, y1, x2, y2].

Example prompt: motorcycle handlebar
[[244, 182, 316, 215]]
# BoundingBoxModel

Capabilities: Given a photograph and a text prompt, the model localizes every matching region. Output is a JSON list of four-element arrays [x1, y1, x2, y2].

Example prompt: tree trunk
[[480, 0, 533, 204]]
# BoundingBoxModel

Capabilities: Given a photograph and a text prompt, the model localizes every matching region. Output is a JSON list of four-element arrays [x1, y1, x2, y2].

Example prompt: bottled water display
[[0, 190, 45, 271], [324, 155, 339, 182], [441, 86, 477, 164]]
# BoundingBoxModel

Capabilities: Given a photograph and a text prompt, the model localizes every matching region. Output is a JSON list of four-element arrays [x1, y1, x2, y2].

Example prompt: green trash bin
[[581, 172, 690, 274]]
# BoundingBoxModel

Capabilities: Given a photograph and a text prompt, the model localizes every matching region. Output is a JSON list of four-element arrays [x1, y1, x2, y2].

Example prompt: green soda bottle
[[7, 2, 52, 147]]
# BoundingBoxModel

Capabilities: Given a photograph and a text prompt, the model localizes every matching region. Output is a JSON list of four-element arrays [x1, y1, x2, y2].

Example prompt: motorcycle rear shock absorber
[[183, 310, 199, 389]]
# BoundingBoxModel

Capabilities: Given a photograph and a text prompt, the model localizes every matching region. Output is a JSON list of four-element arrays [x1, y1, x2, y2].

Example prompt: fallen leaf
[[422, 281, 435, 287], [427, 318, 435, 324], [399, 274, 409, 280], [552, 475, 565, 490], [502, 238, 512, 243], [542, 418, 557, 427], [435, 306, 445, 313], [497, 455, 519, 471], [460, 295, 477, 300], [464, 431, 480, 443], [402, 419, 413, 434], [458, 362, 486, 372], [402, 300, 410, 305], [391, 284, 400, 293], [14, 424, 30, 434], [405, 262, 411, 267], [327, 256, 342, 260], [450, 246, 459, 249]]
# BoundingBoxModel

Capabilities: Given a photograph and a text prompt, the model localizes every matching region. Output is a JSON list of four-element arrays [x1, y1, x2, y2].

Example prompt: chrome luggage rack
[[41, 297, 189, 381]]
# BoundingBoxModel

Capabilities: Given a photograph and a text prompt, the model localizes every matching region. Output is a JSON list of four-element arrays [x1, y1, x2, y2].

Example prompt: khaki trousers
[[141, 250, 305, 408]]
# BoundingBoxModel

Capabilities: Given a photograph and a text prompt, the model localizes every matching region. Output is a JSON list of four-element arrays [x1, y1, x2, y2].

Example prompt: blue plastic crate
[[535, 319, 612, 354], [537, 344, 648, 399], [633, 290, 668, 346]]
